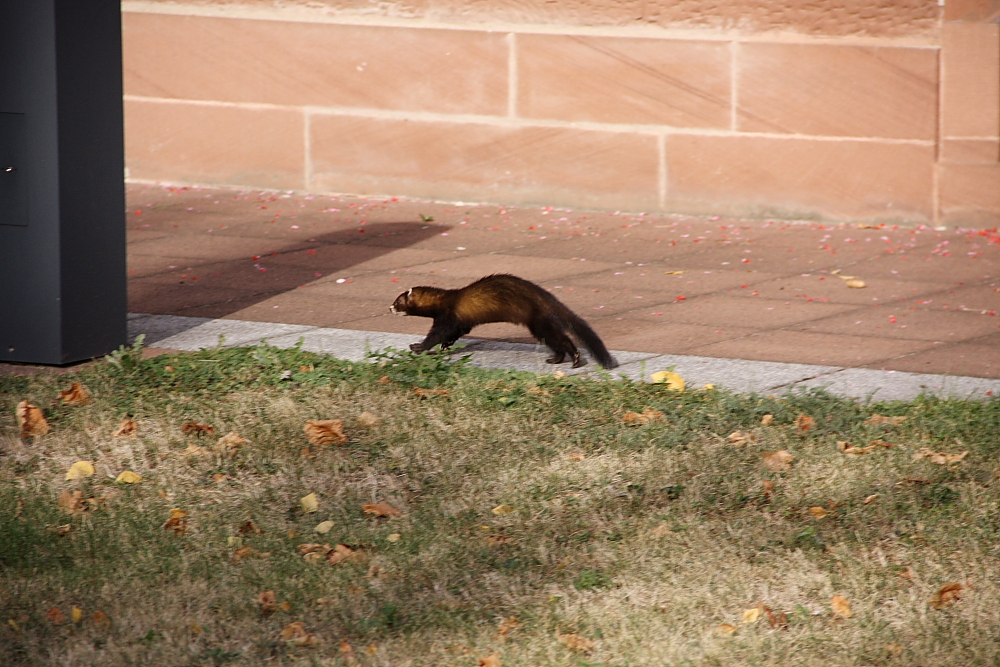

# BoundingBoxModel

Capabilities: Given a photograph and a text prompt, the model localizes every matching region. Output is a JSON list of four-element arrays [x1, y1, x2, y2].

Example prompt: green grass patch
[[1, 341, 998, 666]]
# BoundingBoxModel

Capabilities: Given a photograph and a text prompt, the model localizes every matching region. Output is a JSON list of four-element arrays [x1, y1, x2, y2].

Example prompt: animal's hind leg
[[528, 320, 582, 367]]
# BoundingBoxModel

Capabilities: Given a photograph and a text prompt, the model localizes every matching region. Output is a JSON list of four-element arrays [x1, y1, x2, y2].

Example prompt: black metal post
[[0, 0, 126, 365]]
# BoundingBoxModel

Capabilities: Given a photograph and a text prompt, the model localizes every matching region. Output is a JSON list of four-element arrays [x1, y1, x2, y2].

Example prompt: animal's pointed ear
[[407, 288, 413, 298]]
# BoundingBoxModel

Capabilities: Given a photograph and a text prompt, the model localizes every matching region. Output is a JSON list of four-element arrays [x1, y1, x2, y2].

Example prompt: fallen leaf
[[486, 533, 514, 546], [298, 543, 333, 558], [112, 419, 137, 438], [478, 652, 501, 667], [216, 431, 249, 457], [838, 441, 876, 456], [258, 590, 278, 616], [651, 371, 685, 391], [212, 473, 228, 483], [231, 546, 268, 563], [327, 544, 355, 565], [795, 414, 815, 432], [884, 644, 902, 656], [845, 279, 866, 288], [808, 506, 828, 519], [46, 607, 66, 625], [762, 450, 794, 472], [831, 595, 852, 618], [567, 452, 585, 461], [727, 431, 755, 447], [17, 401, 50, 438], [664, 270, 684, 275], [413, 387, 450, 398], [765, 606, 788, 629], [163, 508, 188, 535], [742, 606, 762, 623], [340, 639, 358, 665], [65, 461, 95, 480], [363, 501, 401, 517], [623, 409, 664, 425], [387, 533, 401, 542], [760, 414, 774, 426], [55, 524, 72, 536], [303, 420, 348, 446], [59, 383, 91, 406], [497, 616, 522, 641], [376, 375, 391, 384], [238, 521, 263, 535], [71, 607, 83, 624], [492, 504, 515, 516], [930, 582, 963, 609], [179, 444, 211, 458], [914, 448, 968, 465], [356, 412, 379, 427], [651, 523, 670, 538], [279, 621, 322, 647], [115, 470, 142, 484], [863, 493, 879, 505], [58, 490, 88, 514], [865, 414, 907, 426], [181, 422, 214, 436], [315, 520, 334, 534], [715, 623, 737, 636], [93, 610, 112, 632], [558, 633, 595, 653], [761, 480, 775, 499], [300, 493, 319, 513]]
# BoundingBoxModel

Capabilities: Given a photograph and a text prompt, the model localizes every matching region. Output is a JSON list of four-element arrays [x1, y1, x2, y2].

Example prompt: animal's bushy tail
[[566, 314, 618, 369]]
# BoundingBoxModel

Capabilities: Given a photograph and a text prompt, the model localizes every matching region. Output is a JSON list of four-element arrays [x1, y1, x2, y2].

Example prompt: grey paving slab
[[127, 314, 1000, 401], [788, 368, 1000, 402]]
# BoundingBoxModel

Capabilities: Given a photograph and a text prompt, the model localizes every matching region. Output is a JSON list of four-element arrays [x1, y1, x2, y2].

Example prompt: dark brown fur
[[390, 274, 617, 369]]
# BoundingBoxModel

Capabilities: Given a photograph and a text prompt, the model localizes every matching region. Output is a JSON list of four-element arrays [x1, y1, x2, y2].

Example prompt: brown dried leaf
[[297, 543, 333, 557], [863, 493, 880, 505], [17, 401, 50, 438], [356, 411, 379, 428], [362, 501, 401, 518], [181, 422, 214, 436], [557, 633, 595, 653], [303, 420, 348, 446], [478, 652, 501, 667], [279, 621, 322, 647], [413, 387, 450, 398], [764, 606, 788, 630], [238, 521, 263, 535], [715, 623, 737, 636], [831, 595, 852, 618], [760, 414, 774, 426], [258, 590, 278, 616], [761, 480, 775, 499], [808, 506, 828, 519], [623, 409, 664, 426], [497, 616, 523, 641], [727, 431, 754, 447], [216, 431, 249, 457], [865, 414, 908, 426], [92, 610, 112, 632], [914, 448, 969, 465], [46, 607, 66, 626], [486, 533, 514, 546], [567, 452, 585, 461], [340, 639, 358, 665], [327, 544, 355, 565], [58, 382, 91, 406], [58, 490, 88, 515], [112, 419, 137, 438], [762, 450, 794, 472], [795, 415, 815, 432], [163, 508, 188, 536], [930, 582, 963, 609], [838, 441, 876, 456]]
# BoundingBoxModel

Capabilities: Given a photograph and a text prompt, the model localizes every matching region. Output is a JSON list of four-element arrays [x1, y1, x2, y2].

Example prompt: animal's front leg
[[410, 319, 462, 353]]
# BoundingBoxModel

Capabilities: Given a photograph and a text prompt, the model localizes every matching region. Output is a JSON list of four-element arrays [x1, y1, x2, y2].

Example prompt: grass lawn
[[1, 340, 998, 666]]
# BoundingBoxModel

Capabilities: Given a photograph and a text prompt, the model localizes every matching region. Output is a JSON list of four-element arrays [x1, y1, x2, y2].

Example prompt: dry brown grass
[[1, 344, 998, 666]]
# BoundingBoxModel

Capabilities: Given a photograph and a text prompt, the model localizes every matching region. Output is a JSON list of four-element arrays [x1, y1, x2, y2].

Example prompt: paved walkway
[[22, 182, 1000, 399]]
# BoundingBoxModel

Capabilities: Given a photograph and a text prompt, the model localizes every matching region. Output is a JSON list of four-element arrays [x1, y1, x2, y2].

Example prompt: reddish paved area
[[125, 183, 1000, 379]]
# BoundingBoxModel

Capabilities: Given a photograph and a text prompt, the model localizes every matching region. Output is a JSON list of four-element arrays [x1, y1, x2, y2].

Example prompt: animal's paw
[[409, 343, 425, 353]]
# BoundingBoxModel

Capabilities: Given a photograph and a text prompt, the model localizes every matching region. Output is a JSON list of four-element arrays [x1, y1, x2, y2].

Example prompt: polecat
[[390, 274, 618, 369]]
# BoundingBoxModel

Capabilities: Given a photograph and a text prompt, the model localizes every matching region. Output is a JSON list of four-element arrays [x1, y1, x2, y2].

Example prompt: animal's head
[[389, 288, 415, 316]]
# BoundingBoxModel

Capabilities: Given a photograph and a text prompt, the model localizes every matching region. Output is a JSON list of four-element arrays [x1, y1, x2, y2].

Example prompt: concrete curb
[[128, 313, 1000, 402]]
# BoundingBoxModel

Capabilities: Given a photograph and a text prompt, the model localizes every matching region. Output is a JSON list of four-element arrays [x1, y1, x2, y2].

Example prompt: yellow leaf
[[808, 506, 828, 519], [762, 450, 794, 472], [742, 606, 761, 624], [65, 461, 95, 480], [300, 493, 319, 514], [387, 533, 401, 542], [863, 493, 879, 505], [115, 470, 142, 484], [71, 607, 83, 624], [715, 623, 737, 636], [664, 270, 684, 275], [651, 371, 685, 391], [831, 595, 852, 618], [315, 520, 335, 534], [303, 419, 348, 446], [492, 504, 515, 516], [17, 401, 51, 438], [59, 383, 91, 406], [845, 279, 866, 289], [760, 414, 774, 426]]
